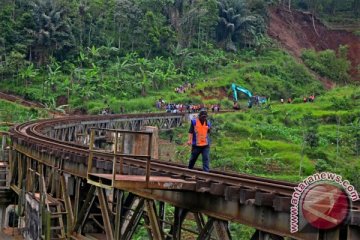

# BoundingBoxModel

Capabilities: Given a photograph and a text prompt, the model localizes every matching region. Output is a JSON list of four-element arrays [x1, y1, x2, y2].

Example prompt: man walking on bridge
[[187, 110, 211, 172]]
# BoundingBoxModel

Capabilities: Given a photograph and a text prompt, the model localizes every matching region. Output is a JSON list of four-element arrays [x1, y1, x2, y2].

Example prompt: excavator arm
[[231, 83, 254, 108], [231, 83, 253, 101]]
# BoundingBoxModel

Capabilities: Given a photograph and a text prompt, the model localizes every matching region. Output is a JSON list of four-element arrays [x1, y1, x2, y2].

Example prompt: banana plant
[[45, 60, 61, 95], [216, 0, 263, 51], [19, 63, 38, 91], [44, 98, 68, 114]]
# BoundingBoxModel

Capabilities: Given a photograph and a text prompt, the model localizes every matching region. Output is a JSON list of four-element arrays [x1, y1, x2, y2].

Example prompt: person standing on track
[[187, 110, 211, 172]]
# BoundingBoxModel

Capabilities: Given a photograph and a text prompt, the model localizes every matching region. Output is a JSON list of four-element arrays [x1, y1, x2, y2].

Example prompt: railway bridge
[[0, 113, 359, 240]]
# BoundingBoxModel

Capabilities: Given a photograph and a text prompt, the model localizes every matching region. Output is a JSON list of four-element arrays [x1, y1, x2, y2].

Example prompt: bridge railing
[[87, 128, 153, 188]]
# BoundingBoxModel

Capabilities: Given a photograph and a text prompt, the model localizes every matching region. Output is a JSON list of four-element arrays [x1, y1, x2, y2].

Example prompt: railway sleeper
[[240, 188, 256, 204], [224, 186, 241, 201], [196, 179, 211, 193], [210, 182, 226, 196], [254, 191, 275, 207], [273, 196, 291, 212]]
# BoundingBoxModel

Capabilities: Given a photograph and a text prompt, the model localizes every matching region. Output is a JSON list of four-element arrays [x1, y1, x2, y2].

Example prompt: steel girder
[[50, 116, 183, 143]]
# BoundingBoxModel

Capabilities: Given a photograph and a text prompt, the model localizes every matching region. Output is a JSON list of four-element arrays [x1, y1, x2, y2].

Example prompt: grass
[[0, 99, 46, 127], [163, 84, 360, 189]]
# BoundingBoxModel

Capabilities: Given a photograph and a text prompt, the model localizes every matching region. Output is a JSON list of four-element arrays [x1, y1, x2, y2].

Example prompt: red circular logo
[[301, 184, 349, 230]]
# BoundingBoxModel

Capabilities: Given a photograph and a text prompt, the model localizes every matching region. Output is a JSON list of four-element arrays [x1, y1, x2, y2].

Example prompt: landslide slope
[[267, 7, 360, 81]]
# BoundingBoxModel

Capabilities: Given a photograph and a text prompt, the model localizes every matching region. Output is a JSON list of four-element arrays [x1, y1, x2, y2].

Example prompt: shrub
[[307, 149, 329, 161], [301, 47, 351, 83], [315, 159, 332, 172], [328, 97, 353, 110]]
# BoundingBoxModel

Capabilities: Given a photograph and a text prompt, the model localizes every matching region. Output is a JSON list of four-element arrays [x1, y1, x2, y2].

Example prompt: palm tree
[[216, 0, 264, 51]]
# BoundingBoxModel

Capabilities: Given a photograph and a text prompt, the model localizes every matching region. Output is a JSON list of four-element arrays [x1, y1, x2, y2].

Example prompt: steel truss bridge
[[0, 113, 359, 240]]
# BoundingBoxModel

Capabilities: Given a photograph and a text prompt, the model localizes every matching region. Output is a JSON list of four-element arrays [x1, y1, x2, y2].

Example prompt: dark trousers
[[188, 145, 210, 172]]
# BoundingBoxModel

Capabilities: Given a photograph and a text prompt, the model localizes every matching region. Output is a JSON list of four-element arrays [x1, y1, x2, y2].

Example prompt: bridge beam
[[121, 197, 145, 240], [73, 185, 96, 233], [97, 187, 114, 240], [144, 199, 164, 240], [60, 173, 74, 235], [114, 190, 124, 240], [213, 219, 232, 240], [167, 207, 188, 240], [197, 217, 214, 240]]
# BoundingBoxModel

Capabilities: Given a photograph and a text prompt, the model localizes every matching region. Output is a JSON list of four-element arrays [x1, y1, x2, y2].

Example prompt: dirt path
[[268, 7, 360, 82], [0, 92, 44, 108], [0, 91, 67, 118]]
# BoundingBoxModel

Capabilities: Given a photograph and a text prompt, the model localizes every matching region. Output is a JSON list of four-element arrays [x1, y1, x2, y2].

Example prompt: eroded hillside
[[267, 7, 360, 81]]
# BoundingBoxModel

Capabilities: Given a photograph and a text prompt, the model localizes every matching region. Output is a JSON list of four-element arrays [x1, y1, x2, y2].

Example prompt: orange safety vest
[[193, 118, 210, 146]]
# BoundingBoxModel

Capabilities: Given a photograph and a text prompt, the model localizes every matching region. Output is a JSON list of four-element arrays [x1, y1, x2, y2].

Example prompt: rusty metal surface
[[89, 173, 196, 190]]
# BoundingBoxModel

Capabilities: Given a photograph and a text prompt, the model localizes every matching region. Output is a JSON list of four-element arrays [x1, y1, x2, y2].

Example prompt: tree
[[216, 0, 265, 51], [305, 0, 323, 36], [140, 11, 175, 57], [168, 0, 218, 49], [349, 119, 360, 156], [5, 51, 27, 83], [112, 0, 142, 51], [27, 0, 74, 64]]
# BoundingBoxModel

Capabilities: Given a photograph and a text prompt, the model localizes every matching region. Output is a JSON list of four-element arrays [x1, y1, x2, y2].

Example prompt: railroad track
[[10, 114, 360, 203], [8, 113, 360, 240]]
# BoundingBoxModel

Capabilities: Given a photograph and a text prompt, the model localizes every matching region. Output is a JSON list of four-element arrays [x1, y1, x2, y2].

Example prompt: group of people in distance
[[174, 82, 195, 94], [304, 95, 315, 102], [211, 104, 221, 112], [280, 98, 292, 104], [156, 98, 221, 114], [100, 105, 113, 115], [164, 103, 205, 113], [279, 95, 315, 104]]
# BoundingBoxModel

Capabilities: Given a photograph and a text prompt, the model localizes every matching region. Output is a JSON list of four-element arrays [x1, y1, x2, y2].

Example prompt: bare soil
[[195, 86, 229, 101], [268, 7, 360, 81]]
